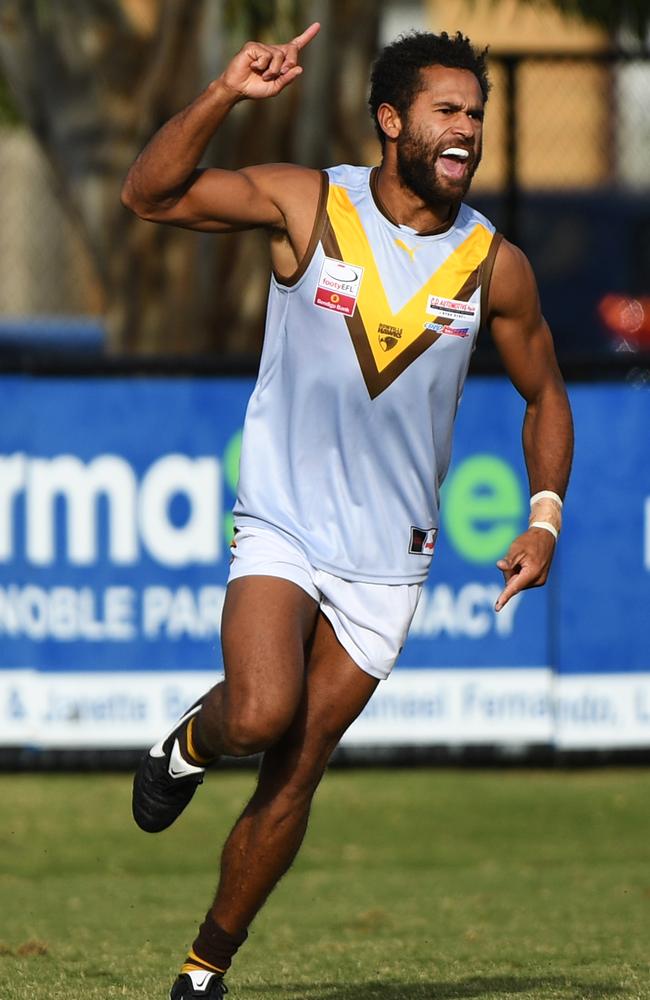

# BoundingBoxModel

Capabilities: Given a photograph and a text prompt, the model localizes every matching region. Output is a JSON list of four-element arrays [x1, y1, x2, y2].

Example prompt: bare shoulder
[[242, 162, 321, 187], [241, 163, 323, 225], [243, 164, 324, 278], [488, 237, 541, 322]]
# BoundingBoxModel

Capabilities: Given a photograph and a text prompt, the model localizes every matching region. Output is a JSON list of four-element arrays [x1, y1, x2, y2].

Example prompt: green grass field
[[1, 767, 649, 1000]]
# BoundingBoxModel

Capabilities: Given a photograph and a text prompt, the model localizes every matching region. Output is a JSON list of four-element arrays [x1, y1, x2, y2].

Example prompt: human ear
[[376, 103, 402, 141]]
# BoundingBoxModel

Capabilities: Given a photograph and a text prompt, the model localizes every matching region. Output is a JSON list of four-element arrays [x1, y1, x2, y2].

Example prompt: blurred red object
[[598, 294, 650, 349]]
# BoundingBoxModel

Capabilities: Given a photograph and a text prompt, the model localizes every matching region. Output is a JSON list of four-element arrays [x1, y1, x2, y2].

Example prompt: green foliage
[[1, 768, 649, 999], [223, 0, 304, 45]]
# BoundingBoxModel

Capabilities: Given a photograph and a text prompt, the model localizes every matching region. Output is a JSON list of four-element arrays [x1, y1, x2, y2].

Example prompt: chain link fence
[[468, 53, 650, 356]]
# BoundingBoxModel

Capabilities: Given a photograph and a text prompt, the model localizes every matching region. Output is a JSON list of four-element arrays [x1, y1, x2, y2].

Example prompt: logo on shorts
[[409, 526, 438, 555]]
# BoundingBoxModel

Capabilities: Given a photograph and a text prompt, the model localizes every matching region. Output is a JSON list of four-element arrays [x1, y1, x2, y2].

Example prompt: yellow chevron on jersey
[[325, 182, 493, 380], [327, 184, 492, 372], [234, 165, 501, 584]]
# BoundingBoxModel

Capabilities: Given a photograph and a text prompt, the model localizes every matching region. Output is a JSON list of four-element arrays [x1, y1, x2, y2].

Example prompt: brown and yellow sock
[[181, 912, 248, 977], [178, 716, 216, 768], [181, 952, 226, 977]]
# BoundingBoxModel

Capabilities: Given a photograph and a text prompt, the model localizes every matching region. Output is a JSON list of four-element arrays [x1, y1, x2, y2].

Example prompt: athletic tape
[[530, 490, 563, 509]]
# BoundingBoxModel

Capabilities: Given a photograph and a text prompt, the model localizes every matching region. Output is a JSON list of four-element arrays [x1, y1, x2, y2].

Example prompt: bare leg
[[209, 612, 379, 934], [194, 575, 320, 758]]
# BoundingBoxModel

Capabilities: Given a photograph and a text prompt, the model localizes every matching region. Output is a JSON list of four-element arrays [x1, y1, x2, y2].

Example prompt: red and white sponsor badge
[[314, 257, 364, 317]]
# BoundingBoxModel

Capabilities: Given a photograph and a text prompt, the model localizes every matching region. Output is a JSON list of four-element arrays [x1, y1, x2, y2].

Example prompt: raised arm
[[486, 238, 574, 611], [120, 22, 321, 234]]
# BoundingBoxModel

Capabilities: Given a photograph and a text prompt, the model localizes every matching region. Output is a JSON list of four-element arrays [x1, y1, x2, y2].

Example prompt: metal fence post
[[503, 54, 520, 247]]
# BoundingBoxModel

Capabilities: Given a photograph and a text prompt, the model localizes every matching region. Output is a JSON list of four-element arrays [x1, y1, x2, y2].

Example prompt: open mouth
[[438, 146, 471, 181]]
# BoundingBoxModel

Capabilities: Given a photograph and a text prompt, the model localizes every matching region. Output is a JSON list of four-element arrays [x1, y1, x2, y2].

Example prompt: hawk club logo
[[377, 323, 403, 352]]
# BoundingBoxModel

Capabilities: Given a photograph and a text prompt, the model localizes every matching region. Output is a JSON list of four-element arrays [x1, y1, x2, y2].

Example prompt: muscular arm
[[121, 82, 314, 233], [120, 23, 321, 258], [486, 239, 574, 610]]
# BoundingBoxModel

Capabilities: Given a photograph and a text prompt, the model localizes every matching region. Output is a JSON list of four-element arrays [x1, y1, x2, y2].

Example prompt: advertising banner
[[0, 374, 648, 750], [554, 382, 650, 747]]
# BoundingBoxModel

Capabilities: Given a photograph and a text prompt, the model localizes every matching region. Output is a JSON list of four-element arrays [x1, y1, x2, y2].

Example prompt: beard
[[396, 121, 480, 206]]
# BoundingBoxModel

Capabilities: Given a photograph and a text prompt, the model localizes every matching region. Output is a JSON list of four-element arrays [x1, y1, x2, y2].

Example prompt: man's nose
[[452, 113, 474, 139]]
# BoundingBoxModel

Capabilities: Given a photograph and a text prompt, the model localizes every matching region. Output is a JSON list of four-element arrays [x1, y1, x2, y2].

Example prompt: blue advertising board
[[0, 374, 648, 749], [552, 382, 650, 747], [0, 377, 247, 673]]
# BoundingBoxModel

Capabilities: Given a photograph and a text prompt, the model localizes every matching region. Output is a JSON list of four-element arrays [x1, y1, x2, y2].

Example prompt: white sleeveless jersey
[[234, 164, 500, 583]]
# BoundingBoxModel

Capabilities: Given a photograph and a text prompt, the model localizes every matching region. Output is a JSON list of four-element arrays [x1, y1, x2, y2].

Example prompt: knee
[[222, 703, 293, 757]]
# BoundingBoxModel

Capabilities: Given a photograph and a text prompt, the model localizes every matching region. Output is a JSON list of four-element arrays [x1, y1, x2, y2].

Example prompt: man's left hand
[[495, 528, 556, 611]]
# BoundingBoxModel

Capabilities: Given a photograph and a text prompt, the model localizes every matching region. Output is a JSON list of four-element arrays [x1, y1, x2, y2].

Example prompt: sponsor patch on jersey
[[443, 325, 470, 338], [409, 526, 438, 555], [424, 321, 470, 338], [426, 294, 477, 323], [314, 257, 364, 317]]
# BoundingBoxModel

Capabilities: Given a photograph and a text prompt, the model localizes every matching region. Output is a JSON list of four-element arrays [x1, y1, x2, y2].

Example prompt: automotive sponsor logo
[[426, 294, 477, 322], [378, 322, 403, 352], [314, 256, 364, 316], [409, 526, 438, 555]]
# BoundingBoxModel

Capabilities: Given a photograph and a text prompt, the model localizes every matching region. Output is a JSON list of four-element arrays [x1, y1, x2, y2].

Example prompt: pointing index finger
[[292, 21, 321, 50], [495, 578, 518, 612]]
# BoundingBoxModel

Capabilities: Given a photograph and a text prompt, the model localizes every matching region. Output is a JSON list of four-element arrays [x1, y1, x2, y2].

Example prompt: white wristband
[[530, 490, 563, 509], [530, 520, 558, 541]]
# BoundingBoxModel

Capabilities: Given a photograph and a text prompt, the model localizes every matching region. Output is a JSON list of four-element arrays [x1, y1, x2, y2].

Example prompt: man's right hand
[[219, 22, 320, 102]]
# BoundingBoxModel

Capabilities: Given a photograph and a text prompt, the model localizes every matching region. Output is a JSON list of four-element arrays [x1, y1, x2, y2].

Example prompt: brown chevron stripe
[[479, 232, 503, 332], [322, 216, 491, 400], [452, 264, 482, 304]]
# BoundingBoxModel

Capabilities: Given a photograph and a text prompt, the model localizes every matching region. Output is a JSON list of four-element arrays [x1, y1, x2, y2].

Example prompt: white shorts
[[227, 523, 421, 680]]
